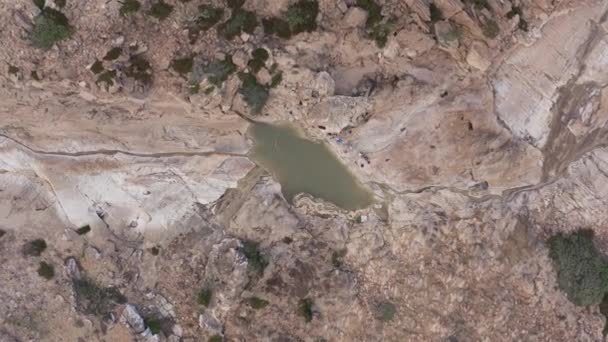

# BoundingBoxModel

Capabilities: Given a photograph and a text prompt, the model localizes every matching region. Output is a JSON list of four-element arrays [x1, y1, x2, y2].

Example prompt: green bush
[[188, 5, 224, 42], [90, 60, 104, 74], [33, 0, 45, 10], [144, 317, 162, 334], [238, 73, 269, 113], [247, 48, 269, 73], [208, 335, 223, 342], [30, 8, 71, 49], [0, 229, 6, 238], [96, 70, 117, 90], [103, 47, 122, 61], [218, 8, 257, 40], [148, 0, 173, 20], [76, 225, 91, 235], [262, 17, 292, 39], [55, 0, 66, 8], [119, 0, 141, 16], [331, 249, 347, 268], [298, 298, 314, 322], [171, 56, 194, 77], [239, 239, 269, 273], [23, 239, 47, 256], [125, 55, 153, 85], [548, 230, 608, 306], [37, 261, 55, 280], [429, 3, 442, 22], [149, 246, 160, 255], [355, 0, 393, 47], [247, 296, 269, 309], [203, 55, 236, 86], [73, 277, 127, 315], [285, 0, 318, 34], [482, 19, 499, 38], [375, 301, 396, 322], [198, 288, 212, 307]]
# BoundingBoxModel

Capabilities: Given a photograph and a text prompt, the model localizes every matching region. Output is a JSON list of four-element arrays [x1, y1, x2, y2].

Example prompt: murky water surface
[[248, 122, 373, 210]]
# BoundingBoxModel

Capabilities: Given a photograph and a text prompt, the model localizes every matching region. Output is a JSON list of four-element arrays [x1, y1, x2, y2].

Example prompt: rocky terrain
[[2, 0, 608, 341]]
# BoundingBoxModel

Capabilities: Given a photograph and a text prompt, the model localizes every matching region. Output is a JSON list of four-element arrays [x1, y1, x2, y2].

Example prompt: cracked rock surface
[[2, 0, 608, 341]]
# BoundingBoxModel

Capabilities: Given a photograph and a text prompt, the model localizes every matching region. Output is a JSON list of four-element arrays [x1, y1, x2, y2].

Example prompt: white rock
[[122, 304, 146, 333]]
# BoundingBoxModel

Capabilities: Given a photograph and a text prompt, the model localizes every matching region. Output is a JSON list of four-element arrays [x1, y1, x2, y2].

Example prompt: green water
[[248, 122, 373, 210]]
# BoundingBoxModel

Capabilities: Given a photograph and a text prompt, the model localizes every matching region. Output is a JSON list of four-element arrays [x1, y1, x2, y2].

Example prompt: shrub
[[90, 60, 104, 74], [103, 47, 122, 61], [145, 317, 162, 334], [548, 230, 608, 306], [331, 249, 347, 268], [37, 261, 55, 279], [188, 5, 224, 42], [262, 17, 292, 39], [55, 0, 66, 8], [238, 73, 269, 113], [96, 70, 117, 90], [149, 246, 160, 255], [148, 0, 173, 20], [285, 0, 318, 34], [227, 0, 245, 9], [208, 335, 223, 342], [73, 277, 127, 315], [0, 229, 6, 238], [239, 239, 269, 273], [119, 0, 141, 16], [171, 56, 194, 77], [203, 55, 236, 86], [429, 3, 442, 22], [30, 8, 71, 49], [33, 0, 45, 10], [355, 0, 394, 47], [298, 298, 314, 322], [125, 55, 153, 85], [197, 288, 212, 307], [23, 239, 47, 256], [482, 19, 499, 38], [247, 48, 269, 73], [375, 301, 396, 322], [76, 225, 91, 235], [270, 71, 282, 88], [218, 8, 257, 40], [247, 296, 269, 309]]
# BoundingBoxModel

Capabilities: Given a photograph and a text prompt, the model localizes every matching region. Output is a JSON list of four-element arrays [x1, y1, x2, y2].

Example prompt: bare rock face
[[3, 0, 608, 341]]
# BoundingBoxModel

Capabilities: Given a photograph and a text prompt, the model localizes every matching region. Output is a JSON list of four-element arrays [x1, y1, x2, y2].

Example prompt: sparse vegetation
[[197, 288, 212, 307], [30, 8, 71, 49], [76, 225, 91, 235], [298, 298, 314, 322], [145, 317, 162, 334], [355, 0, 394, 47], [238, 73, 269, 113], [119, 0, 141, 16], [375, 301, 396, 322], [23, 239, 47, 256], [247, 296, 269, 309], [548, 230, 608, 306], [208, 335, 223, 342], [203, 55, 237, 86], [73, 277, 127, 315], [218, 8, 257, 40], [103, 47, 122, 61], [188, 5, 224, 42], [148, 0, 174, 20], [172, 56, 194, 77], [37, 261, 55, 279]]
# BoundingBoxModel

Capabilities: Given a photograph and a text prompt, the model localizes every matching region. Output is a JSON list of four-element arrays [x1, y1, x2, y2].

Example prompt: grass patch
[[197, 288, 212, 307], [73, 277, 127, 316], [145, 317, 162, 334], [30, 8, 71, 49], [548, 230, 608, 306], [171, 56, 194, 77], [298, 298, 314, 322], [208, 335, 223, 342], [203, 55, 237, 86], [23, 239, 47, 257], [218, 8, 257, 40], [375, 301, 396, 322], [76, 225, 91, 235], [119, 0, 141, 16], [188, 5, 224, 42], [239, 239, 269, 273], [37, 261, 55, 279], [238, 73, 269, 113], [247, 296, 269, 309], [148, 0, 173, 20]]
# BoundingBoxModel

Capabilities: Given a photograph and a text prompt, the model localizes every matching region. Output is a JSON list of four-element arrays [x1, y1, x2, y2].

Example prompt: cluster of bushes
[[355, 0, 394, 47], [30, 1, 71, 49]]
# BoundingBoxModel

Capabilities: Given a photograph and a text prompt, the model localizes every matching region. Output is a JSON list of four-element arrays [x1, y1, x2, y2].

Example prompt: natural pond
[[248, 122, 374, 210]]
